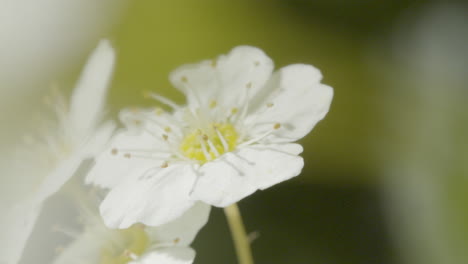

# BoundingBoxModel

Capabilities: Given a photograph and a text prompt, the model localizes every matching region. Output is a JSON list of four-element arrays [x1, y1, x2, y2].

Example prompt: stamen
[[249, 145, 300, 157], [164, 126, 172, 133], [145, 92, 180, 110], [238, 130, 274, 147], [161, 161, 169, 168], [162, 134, 169, 141], [124, 153, 131, 158], [214, 126, 229, 152], [266, 102, 274, 108], [274, 123, 281, 130], [199, 136, 212, 161], [123, 250, 138, 260], [246, 82, 252, 89], [206, 139, 220, 157], [111, 148, 118, 155]]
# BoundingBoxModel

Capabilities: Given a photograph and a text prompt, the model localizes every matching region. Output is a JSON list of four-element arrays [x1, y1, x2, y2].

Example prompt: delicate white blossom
[[52, 202, 210, 264], [0, 40, 116, 264], [87, 46, 333, 228]]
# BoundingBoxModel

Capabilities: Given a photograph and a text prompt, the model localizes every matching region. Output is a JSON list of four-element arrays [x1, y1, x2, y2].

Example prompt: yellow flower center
[[180, 123, 238, 163], [99, 225, 150, 264]]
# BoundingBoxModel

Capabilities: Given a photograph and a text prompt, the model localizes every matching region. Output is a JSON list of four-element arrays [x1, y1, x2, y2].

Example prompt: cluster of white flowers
[[1, 40, 333, 264]]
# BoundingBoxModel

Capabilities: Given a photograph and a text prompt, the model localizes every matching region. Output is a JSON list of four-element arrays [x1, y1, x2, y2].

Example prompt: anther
[[123, 250, 138, 260], [55, 246, 64, 254], [273, 123, 281, 130], [209, 100, 217, 109], [111, 148, 118, 155], [266, 103, 274, 108], [124, 153, 132, 159], [133, 119, 142, 126], [155, 108, 164, 116], [164, 126, 172, 133], [231, 108, 239, 115], [174, 238, 181, 244], [162, 134, 169, 141], [181, 76, 188, 83], [246, 82, 252, 89], [161, 162, 169, 168], [254, 61, 260, 66], [202, 134, 209, 141]]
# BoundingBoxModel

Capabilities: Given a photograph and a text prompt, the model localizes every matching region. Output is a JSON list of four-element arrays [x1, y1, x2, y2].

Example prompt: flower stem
[[224, 203, 254, 264]]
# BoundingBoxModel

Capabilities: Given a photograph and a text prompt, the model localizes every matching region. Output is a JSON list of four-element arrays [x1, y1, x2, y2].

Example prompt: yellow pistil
[[99, 225, 150, 264], [180, 123, 238, 163]]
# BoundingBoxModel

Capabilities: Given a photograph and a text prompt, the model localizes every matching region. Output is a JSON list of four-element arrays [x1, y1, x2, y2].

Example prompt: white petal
[[191, 143, 303, 207], [81, 120, 116, 158], [246, 64, 333, 142], [0, 201, 41, 264], [35, 152, 86, 202], [146, 202, 210, 247], [100, 164, 197, 229], [132, 247, 195, 264], [169, 46, 273, 109], [68, 39, 115, 142], [85, 129, 169, 189]]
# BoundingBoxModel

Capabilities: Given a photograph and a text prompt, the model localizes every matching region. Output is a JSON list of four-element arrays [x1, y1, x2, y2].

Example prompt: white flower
[[52, 202, 210, 264], [87, 46, 333, 228], [0, 40, 116, 264]]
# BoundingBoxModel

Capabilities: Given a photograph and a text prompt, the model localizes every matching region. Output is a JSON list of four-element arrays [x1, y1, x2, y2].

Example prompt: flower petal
[[246, 64, 333, 142], [191, 143, 304, 207], [0, 200, 41, 264], [35, 152, 86, 202], [100, 164, 197, 229], [82, 120, 116, 157], [169, 46, 274, 109], [68, 39, 115, 142], [132, 247, 195, 264], [85, 129, 169, 189], [146, 202, 210, 247]]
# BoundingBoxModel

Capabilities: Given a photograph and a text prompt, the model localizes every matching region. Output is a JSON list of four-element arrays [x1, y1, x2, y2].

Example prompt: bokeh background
[[2, 0, 468, 263]]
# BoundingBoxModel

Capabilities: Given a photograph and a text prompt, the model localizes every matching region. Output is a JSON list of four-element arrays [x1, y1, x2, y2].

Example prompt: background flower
[[0, 40, 115, 264]]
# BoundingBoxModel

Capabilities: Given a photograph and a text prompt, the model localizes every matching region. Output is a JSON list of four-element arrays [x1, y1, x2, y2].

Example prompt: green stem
[[224, 203, 254, 264]]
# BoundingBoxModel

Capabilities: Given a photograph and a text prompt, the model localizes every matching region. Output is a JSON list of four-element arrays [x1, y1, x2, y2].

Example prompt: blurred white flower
[[87, 46, 333, 228], [53, 202, 210, 264], [0, 40, 116, 264], [0, 0, 124, 103]]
